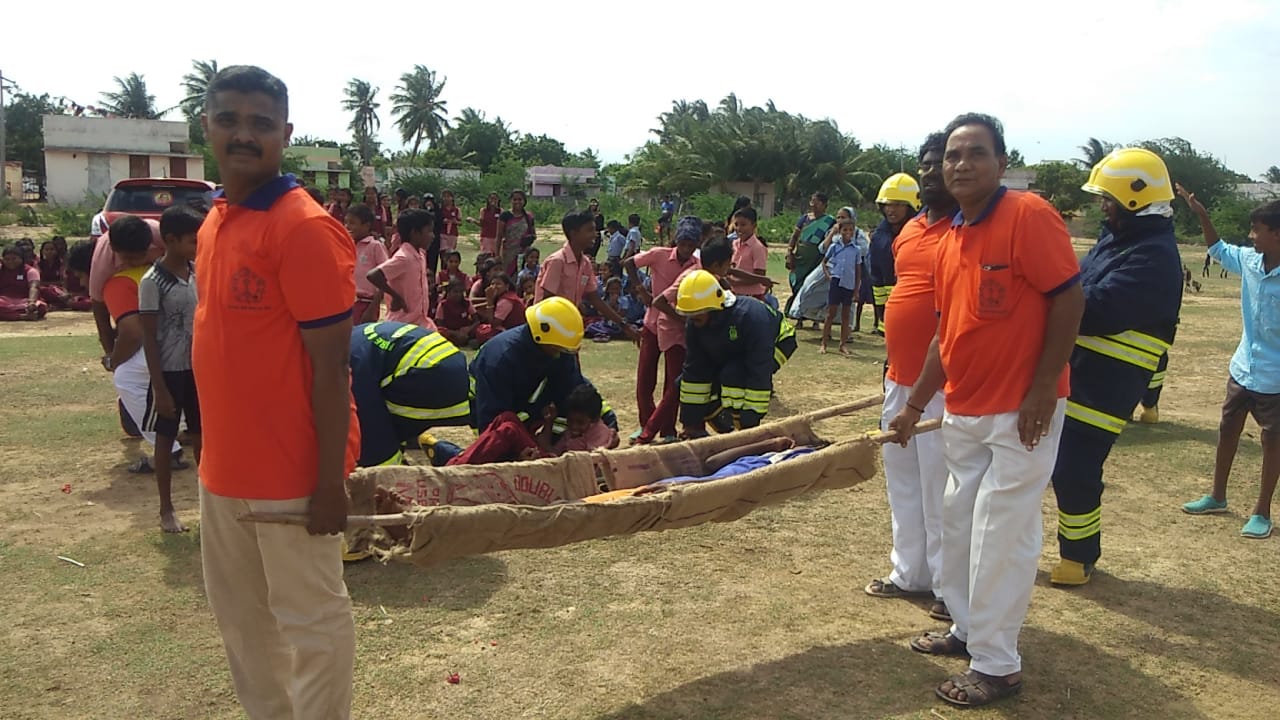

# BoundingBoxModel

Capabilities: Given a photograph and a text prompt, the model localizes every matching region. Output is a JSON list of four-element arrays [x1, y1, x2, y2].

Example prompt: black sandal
[[936, 669, 1022, 707]]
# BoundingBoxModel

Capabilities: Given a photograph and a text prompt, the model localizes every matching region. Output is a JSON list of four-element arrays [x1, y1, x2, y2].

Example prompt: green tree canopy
[[390, 66, 449, 157], [3, 92, 67, 187], [99, 73, 164, 119]]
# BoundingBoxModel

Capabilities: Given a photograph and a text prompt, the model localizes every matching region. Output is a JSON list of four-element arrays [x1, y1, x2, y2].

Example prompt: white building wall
[[43, 116, 189, 154], [44, 150, 206, 206], [45, 151, 90, 206]]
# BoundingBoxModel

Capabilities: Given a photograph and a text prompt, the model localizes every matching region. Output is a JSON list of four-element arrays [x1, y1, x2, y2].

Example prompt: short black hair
[[732, 196, 752, 211], [1251, 201, 1280, 231], [628, 213, 641, 226], [395, 187, 408, 199], [67, 241, 94, 274], [159, 205, 205, 241], [1, 246, 19, 260], [108, 215, 152, 254], [943, 113, 1006, 157], [492, 273, 513, 290], [562, 211, 595, 235], [206, 65, 289, 119], [733, 207, 758, 223], [606, 219, 623, 231], [396, 208, 434, 239], [918, 131, 948, 163], [700, 235, 733, 267], [347, 202, 375, 225], [444, 250, 462, 263], [304, 187, 325, 205], [478, 257, 498, 275], [564, 384, 603, 420], [812, 192, 828, 204], [510, 189, 527, 201]]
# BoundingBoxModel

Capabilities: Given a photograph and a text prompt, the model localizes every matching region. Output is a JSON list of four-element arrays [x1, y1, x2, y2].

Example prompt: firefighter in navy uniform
[[868, 173, 921, 335], [349, 321, 473, 467], [466, 296, 617, 437], [676, 269, 797, 437], [1050, 148, 1184, 586]]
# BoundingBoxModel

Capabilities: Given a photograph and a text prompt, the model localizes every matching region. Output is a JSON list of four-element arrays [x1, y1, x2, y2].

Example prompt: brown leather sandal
[[936, 669, 1023, 707], [909, 630, 969, 656]]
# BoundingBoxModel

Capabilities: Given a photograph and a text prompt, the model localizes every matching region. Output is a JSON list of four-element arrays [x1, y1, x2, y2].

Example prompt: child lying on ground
[[438, 384, 619, 465]]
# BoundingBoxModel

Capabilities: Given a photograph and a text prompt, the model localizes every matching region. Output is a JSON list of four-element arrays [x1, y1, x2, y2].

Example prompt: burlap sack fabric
[[346, 414, 880, 567]]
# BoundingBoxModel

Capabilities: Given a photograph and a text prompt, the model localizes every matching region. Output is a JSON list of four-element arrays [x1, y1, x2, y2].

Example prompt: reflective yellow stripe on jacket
[[872, 285, 893, 305], [1148, 370, 1166, 390], [383, 333, 458, 387], [1075, 331, 1171, 372], [1065, 400, 1127, 435]]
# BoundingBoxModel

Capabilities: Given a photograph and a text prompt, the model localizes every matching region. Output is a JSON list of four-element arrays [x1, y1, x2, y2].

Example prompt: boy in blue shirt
[[605, 220, 627, 278], [1180, 184, 1280, 539], [820, 218, 862, 355]]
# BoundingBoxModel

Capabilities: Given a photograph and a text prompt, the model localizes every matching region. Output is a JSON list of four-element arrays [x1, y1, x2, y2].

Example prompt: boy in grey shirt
[[139, 205, 203, 533]]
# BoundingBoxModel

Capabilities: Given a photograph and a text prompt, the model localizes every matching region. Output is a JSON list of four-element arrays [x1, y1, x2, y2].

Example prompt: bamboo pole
[[237, 416, 940, 529], [797, 394, 884, 423]]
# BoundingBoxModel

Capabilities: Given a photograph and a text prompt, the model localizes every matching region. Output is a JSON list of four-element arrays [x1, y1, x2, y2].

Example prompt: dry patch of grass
[[1, 241, 1278, 719]]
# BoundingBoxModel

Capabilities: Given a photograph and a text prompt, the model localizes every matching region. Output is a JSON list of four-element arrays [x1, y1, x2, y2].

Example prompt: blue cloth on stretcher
[[653, 446, 817, 487]]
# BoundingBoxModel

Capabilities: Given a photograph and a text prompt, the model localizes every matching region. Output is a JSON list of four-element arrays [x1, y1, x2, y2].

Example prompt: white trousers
[[114, 351, 180, 454], [200, 485, 355, 720], [881, 378, 947, 597], [942, 400, 1065, 677]]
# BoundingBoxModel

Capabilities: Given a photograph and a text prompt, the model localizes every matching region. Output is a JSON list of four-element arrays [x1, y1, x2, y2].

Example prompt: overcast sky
[[6, 0, 1278, 177]]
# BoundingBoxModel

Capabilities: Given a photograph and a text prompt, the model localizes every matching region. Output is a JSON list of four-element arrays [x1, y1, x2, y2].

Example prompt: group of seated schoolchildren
[[435, 250, 537, 349], [0, 236, 93, 321]]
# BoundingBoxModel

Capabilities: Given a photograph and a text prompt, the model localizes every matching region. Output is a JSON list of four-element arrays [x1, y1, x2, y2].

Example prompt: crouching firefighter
[[1050, 147, 1183, 586], [676, 269, 797, 438], [424, 296, 619, 464], [350, 321, 473, 467]]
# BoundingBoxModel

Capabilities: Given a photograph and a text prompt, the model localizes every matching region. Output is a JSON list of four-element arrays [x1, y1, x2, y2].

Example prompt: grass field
[[0, 229, 1277, 720]]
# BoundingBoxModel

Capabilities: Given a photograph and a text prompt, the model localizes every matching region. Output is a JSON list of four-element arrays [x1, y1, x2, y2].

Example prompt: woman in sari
[[785, 192, 835, 325], [496, 190, 536, 275]]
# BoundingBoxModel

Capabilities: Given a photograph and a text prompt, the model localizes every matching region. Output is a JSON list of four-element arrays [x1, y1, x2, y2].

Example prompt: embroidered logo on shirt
[[231, 267, 267, 307], [728, 325, 739, 341]]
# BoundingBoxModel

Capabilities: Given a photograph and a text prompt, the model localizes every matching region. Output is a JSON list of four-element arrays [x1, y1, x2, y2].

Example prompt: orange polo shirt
[[934, 187, 1080, 417], [192, 175, 361, 500], [884, 212, 950, 387]]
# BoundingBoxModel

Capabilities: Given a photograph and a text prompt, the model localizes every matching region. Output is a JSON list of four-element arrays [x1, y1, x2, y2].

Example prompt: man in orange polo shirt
[[888, 114, 1083, 709], [865, 132, 957, 625], [193, 65, 360, 720]]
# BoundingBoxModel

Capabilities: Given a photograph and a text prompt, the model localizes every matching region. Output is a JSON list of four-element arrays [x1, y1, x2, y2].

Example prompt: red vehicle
[[101, 178, 217, 225]]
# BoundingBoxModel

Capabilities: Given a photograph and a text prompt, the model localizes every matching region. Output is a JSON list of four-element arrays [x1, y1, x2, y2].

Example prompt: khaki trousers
[[200, 484, 355, 720]]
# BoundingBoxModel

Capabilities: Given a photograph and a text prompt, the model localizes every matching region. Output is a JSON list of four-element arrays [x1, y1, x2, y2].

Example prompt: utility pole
[[0, 68, 7, 200]]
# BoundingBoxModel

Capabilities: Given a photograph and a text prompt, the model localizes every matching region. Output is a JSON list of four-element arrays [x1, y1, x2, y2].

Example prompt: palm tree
[[99, 73, 164, 119], [342, 79, 381, 165], [1075, 137, 1115, 169], [446, 108, 511, 171], [390, 66, 449, 157], [180, 59, 219, 118]]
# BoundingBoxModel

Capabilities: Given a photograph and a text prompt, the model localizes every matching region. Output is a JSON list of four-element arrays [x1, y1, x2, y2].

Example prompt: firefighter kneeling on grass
[[1049, 147, 1183, 586], [676, 269, 797, 439], [349, 321, 472, 468]]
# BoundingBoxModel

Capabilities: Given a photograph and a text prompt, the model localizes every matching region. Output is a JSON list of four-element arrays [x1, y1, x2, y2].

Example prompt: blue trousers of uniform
[[1049, 420, 1118, 565], [351, 350, 470, 467]]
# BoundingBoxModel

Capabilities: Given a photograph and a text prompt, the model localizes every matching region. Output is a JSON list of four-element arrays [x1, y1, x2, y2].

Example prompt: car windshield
[[106, 185, 211, 214]]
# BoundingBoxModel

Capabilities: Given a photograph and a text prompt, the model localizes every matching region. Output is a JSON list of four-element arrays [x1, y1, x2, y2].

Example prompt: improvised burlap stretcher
[[243, 394, 937, 566]]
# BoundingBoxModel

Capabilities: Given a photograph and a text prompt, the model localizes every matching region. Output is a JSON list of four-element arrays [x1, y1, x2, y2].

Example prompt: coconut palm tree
[[390, 66, 449, 158], [179, 59, 219, 118], [99, 73, 164, 119], [1075, 137, 1115, 169], [342, 79, 381, 165]]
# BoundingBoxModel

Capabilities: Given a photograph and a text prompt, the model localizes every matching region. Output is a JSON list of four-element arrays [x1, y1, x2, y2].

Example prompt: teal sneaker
[[1241, 515, 1273, 539], [1182, 495, 1228, 515]]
